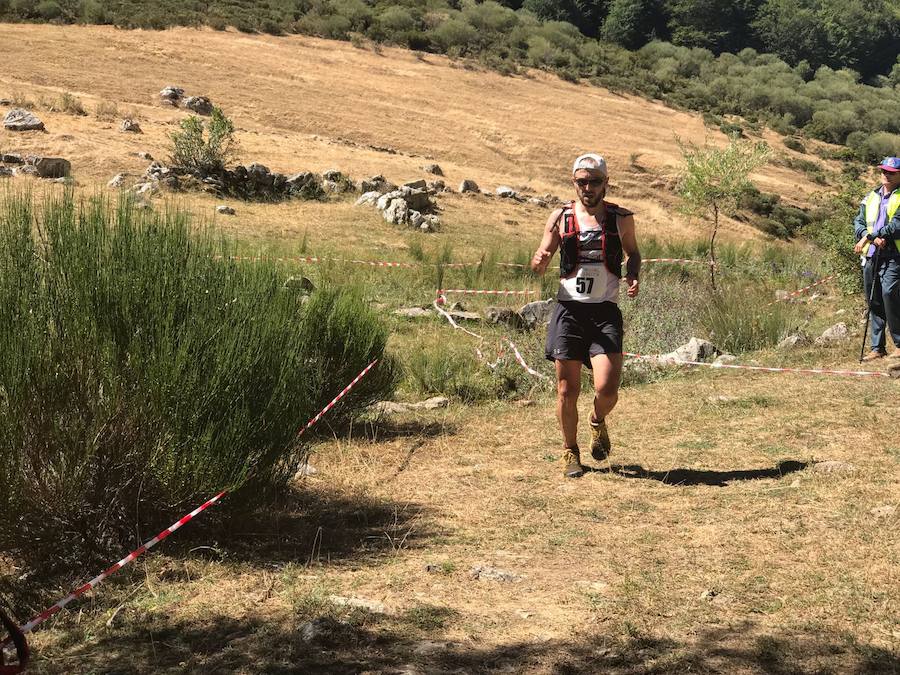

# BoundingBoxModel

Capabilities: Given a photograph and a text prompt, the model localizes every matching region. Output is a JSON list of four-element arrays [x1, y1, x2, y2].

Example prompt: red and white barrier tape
[[624, 352, 889, 378], [221, 255, 710, 271], [6, 359, 380, 641], [12, 491, 227, 638], [433, 297, 548, 379], [438, 288, 537, 297], [764, 274, 837, 307]]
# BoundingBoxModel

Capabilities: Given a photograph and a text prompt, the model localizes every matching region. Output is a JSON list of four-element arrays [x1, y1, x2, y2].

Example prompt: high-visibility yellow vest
[[865, 189, 900, 234]]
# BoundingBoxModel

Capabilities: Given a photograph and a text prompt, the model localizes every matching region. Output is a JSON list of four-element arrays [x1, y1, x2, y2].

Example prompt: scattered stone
[[408, 210, 424, 228], [496, 185, 517, 198], [108, 173, 127, 188], [814, 322, 849, 345], [183, 95, 213, 115], [0, 167, 12, 177], [0, 98, 10, 105], [421, 215, 440, 232], [574, 580, 608, 593], [811, 460, 856, 475], [413, 641, 455, 655], [774, 289, 790, 301], [712, 354, 737, 366], [137, 151, 154, 161], [30, 157, 70, 178], [527, 196, 548, 207], [13, 165, 39, 177], [0, 153, 23, 164], [870, 505, 896, 518], [470, 565, 522, 582], [515, 399, 534, 407], [427, 179, 445, 192], [355, 191, 382, 207], [357, 175, 395, 193], [216, 205, 236, 215], [383, 198, 409, 225], [159, 86, 184, 104], [371, 396, 449, 415], [120, 118, 142, 133], [394, 307, 433, 319], [403, 179, 428, 190], [283, 276, 315, 292], [294, 462, 318, 477], [777, 334, 810, 350], [323, 169, 344, 182], [889, 362, 900, 379], [328, 595, 388, 614], [3, 108, 44, 131], [423, 163, 443, 176], [700, 589, 718, 601], [298, 617, 335, 643], [459, 179, 480, 193], [657, 337, 720, 364], [519, 299, 555, 329], [449, 310, 481, 322], [484, 307, 525, 330]]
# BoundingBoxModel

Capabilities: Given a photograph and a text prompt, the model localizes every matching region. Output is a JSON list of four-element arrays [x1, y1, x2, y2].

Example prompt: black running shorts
[[544, 300, 623, 368]]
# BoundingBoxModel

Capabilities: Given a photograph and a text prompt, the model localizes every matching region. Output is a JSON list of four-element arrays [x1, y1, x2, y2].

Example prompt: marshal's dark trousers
[[863, 255, 900, 351]]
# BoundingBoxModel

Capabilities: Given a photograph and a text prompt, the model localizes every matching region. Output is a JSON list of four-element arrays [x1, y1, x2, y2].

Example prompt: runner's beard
[[579, 188, 605, 208]]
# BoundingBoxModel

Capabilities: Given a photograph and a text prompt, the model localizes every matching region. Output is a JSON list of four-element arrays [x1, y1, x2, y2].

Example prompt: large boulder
[[357, 175, 395, 193], [183, 96, 213, 115], [31, 157, 71, 178], [3, 109, 44, 131], [383, 198, 409, 225], [814, 323, 849, 345], [519, 299, 555, 329], [658, 337, 720, 364], [355, 191, 382, 207]]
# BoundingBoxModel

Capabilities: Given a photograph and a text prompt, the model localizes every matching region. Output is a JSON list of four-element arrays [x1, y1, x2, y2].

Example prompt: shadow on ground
[[32, 613, 900, 674], [587, 459, 808, 487]]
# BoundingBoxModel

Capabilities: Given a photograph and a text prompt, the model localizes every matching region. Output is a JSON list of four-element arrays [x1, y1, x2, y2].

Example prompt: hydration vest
[[558, 201, 629, 279]]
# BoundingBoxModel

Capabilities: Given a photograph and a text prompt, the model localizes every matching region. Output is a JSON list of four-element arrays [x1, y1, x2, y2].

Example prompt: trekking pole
[[859, 248, 880, 362]]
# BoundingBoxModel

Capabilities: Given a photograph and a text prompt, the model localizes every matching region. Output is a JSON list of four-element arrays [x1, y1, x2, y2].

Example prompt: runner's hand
[[531, 248, 552, 273], [625, 276, 639, 298]]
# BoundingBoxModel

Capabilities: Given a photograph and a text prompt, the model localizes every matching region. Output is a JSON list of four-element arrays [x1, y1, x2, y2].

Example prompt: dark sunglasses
[[574, 177, 604, 188]]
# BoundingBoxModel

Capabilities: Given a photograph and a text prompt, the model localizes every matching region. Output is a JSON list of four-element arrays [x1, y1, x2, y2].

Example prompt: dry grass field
[[2, 22, 898, 675]]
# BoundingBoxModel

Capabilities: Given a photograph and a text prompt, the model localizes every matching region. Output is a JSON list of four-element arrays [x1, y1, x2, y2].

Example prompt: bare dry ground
[[2, 22, 898, 675]]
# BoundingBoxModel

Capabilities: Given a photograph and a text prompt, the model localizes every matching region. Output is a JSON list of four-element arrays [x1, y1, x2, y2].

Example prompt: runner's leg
[[556, 359, 582, 448]]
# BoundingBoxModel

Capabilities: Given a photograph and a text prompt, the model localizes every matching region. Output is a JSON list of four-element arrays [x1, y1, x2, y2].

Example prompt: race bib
[[558, 264, 615, 302]]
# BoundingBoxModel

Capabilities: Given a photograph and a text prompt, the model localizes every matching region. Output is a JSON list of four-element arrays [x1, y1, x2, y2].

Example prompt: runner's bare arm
[[619, 214, 641, 298], [531, 208, 563, 275]]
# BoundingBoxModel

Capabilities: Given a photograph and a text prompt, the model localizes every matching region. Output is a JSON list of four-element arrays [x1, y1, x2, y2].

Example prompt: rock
[[323, 169, 344, 181], [383, 198, 409, 225], [0, 153, 23, 164], [283, 276, 315, 292], [355, 191, 383, 207], [496, 186, 517, 198], [658, 337, 720, 364], [108, 173, 127, 188], [428, 179, 445, 192], [574, 580, 609, 593], [404, 179, 427, 190], [159, 86, 184, 103], [777, 334, 809, 350], [0, 98, 10, 105], [216, 205, 236, 215], [376, 190, 404, 211], [700, 589, 718, 601], [519, 299, 555, 329], [889, 362, 900, 379], [712, 354, 737, 366], [31, 157, 70, 178], [327, 595, 388, 614], [459, 179, 480, 193], [0, 167, 11, 177], [448, 310, 481, 322], [811, 460, 855, 474], [408, 210, 424, 228], [298, 617, 335, 643], [814, 323, 848, 345], [357, 175, 395, 193], [374, 401, 411, 415], [413, 641, 456, 655], [403, 188, 433, 213], [183, 96, 213, 115], [3, 109, 44, 131], [134, 182, 157, 196], [470, 565, 522, 582], [13, 165, 39, 177], [527, 196, 548, 207], [294, 462, 317, 477], [484, 307, 525, 330], [371, 396, 449, 414], [137, 151, 153, 161], [774, 289, 790, 301], [420, 396, 449, 409], [120, 118, 141, 133], [423, 163, 443, 176], [394, 307, 433, 319], [870, 505, 896, 518], [322, 180, 340, 193], [420, 215, 440, 232]]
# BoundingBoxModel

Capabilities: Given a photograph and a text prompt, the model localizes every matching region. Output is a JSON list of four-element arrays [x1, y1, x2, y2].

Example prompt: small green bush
[[169, 106, 237, 175], [782, 137, 806, 153], [700, 286, 797, 354]]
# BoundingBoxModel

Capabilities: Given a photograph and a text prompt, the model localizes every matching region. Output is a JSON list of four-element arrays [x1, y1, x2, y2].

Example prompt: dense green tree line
[[2, 0, 899, 154]]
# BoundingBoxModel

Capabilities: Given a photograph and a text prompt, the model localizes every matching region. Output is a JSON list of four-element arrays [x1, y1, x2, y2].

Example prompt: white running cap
[[572, 153, 607, 177]]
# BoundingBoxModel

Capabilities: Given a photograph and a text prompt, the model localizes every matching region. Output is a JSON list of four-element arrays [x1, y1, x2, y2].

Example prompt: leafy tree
[[601, 0, 660, 48], [666, 0, 759, 53], [676, 136, 771, 289]]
